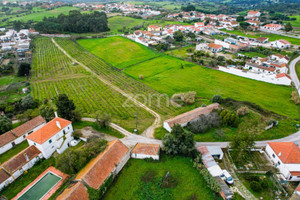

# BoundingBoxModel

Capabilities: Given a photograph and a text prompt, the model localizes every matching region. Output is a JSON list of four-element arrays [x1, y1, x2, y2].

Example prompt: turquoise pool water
[[18, 172, 61, 200]]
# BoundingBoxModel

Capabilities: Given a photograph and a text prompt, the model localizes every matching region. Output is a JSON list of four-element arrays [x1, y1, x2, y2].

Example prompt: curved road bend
[[289, 56, 300, 95]]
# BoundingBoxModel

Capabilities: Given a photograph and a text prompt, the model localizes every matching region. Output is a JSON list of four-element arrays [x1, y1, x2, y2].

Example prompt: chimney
[[24, 153, 29, 162], [56, 121, 61, 129], [54, 112, 58, 118], [278, 152, 281, 157]]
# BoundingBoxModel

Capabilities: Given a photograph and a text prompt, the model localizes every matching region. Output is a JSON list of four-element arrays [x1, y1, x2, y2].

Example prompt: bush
[[236, 106, 249, 116], [171, 91, 197, 105], [219, 109, 239, 127], [73, 130, 82, 140], [96, 112, 111, 128], [187, 111, 221, 133], [212, 95, 223, 104], [139, 75, 144, 80], [250, 181, 262, 192], [291, 91, 300, 104], [0, 115, 12, 134]]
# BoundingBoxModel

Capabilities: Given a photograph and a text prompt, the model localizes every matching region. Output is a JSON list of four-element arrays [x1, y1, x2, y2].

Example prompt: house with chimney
[[0, 145, 42, 190], [26, 116, 74, 159], [0, 116, 46, 155], [265, 142, 300, 181]]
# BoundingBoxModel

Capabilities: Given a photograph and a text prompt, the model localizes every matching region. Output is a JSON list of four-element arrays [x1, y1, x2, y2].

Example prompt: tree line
[[34, 10, 109, 33]]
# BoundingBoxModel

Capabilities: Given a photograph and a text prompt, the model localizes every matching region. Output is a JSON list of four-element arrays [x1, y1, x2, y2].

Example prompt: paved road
[[289, 56, 300, 95]]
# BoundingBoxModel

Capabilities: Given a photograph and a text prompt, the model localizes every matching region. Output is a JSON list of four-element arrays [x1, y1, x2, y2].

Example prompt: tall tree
[[0, 115, 12, 134], [162, 124, 195, 156], [55, 94, 76, 120], [40, 105, 55, 122], [285, 22, 293, 32], [173, 31, 184, 42], [17, 63, 31, 77], [21, 95, 34, 110], [230, 133, 255, 166]]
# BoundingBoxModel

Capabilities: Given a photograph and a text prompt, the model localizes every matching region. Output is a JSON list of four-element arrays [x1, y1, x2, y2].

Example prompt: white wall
[[131, 153, 159, 160], [215, 39, 230, 49], [0, 143, 13, 155], [218, 66, 291, 85], [163, 122, 172, 132], [113, 150, 131, 177]]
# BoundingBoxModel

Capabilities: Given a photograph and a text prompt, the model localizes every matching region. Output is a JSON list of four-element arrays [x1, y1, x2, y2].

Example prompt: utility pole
[[134, 107, 138, 133]]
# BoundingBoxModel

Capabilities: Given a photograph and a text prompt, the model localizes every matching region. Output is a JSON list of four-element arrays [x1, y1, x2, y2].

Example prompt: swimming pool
[[17, 172, 61, 200]]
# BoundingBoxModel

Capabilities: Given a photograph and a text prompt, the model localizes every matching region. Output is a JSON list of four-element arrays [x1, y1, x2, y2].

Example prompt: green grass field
[[0, 141, 29, 164], [108, 16, 189, 34], [78, 37, 161, 69], [296, 61, 300, 80], [77, 36, 299, 141], [222, 29, 300, 45], [285, 15, 300, 28], [2, 6, 79, 25], [103, 155, 221, 200], [239, 51, 266, 58], [0, 75, 25, 86]]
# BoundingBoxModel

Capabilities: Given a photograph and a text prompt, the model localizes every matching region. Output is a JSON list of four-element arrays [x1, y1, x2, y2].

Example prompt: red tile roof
[[0, 168, 10, 184], [26, 117, 71, 144], [276, 73, 291, 80], [208, 43, 223, 50], [279, 39, 291, 45], [76, 140, 129, 189], [0, 131, 17, 147], [12, 116, 45, 137], [268, 142, 300, 164], [1, 145, 41, 174], [165, 103, 221, 128], [291, 171, 300, 176], [56, 182, 89, 200], [248, 10, 260, 15], [132, 143, 160, 156]]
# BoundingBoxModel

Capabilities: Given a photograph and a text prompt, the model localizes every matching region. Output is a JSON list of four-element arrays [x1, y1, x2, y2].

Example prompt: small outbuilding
[[131, 143, 160, 160]]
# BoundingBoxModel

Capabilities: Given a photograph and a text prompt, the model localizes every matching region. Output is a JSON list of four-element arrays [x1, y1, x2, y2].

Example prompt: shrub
[[291, 91, 300, 104], [139, 75, 144, 80], [73, 130, 82, 140], [220, 109, 239, 127], [96, 112, 111, 128], [250, 181, 262, 192], [171, 91, 197, 105], [212, 95, 223, 103], [0, 115, 12, 134], [194, 163, 221, 193], [237, 106, 249, 116], [268, 119, 278, 126], [187, 111, 221, 133]]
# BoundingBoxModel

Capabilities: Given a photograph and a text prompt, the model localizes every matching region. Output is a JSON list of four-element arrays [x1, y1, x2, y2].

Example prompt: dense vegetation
[[34, 10, 109, 33]]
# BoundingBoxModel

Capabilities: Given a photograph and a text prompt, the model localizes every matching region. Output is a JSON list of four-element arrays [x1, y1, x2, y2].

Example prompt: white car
[[221, 170, 234, 185]]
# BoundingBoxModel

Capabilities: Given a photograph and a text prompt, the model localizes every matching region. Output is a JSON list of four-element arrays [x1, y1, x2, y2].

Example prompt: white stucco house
[[266, 142, 300, 181], [276, 73, 292, 85], [26, 117, 74, 159], [131, 143, 160, 160], [0, 116, 46, 155], [0, 145, 42, 191], [271, 54, 290, 64], [271, 40, 291, 49]]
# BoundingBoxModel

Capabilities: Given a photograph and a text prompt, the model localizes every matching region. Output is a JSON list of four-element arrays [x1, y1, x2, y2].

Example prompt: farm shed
[[131, 143, 160, 160]]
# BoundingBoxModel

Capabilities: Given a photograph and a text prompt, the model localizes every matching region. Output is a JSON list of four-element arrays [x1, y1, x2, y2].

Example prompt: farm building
[[265, 142, 300, 181], [163, 103, 221, 132], [26, 116, 74, 159], [0, 116, 46, 155], [131, 143, 160, 160], [208, 43, 223, 53], [75, 139, 130, 190], [0, 145, 43, 190], [56, 182, 89, 200], [197, 146, 223, 177]]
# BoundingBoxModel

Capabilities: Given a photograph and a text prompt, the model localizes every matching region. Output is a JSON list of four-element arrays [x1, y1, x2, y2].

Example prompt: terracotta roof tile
[[0, 168, 10, 184], [76, 140, 129, 189], [1, 145, 41, 173], [0, 131, 16, 147], [276, 73, 291, 80], [165, 103, 221, 128], [26, 117, 71, 144], [12, 116, 45, 137], [208, 43, 223, 50], [56, 182, 89, 200], [268, 142, 300, 164], [132, 143, 160, 155]]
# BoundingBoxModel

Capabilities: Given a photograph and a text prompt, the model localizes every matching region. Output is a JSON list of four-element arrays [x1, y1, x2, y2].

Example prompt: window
[[34, 143, 36, 146], [28, 131, 33, 135], [277, 161, 281, 165], [68, 127, 70, 130], [49, 139, 52, 144], [63, 130, 66, 135], [19, 169, 24, 174], [272, 154, 275, 158]]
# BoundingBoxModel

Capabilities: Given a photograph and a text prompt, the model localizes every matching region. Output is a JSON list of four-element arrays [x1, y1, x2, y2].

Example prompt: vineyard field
[[31, 37, 154, 132]]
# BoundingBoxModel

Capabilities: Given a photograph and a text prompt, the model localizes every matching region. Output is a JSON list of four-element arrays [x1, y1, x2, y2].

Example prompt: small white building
[[197, 146, 223, 177], [271, 40, 291, 49], [276, 73, 292, 85], [26, 117, 74, 159], [0, 116, 46, 155], [208, 43, 223, 53], [0, 145, 42, 191], [131, 143, 160, 160], [196, 43, 208, 51], [247, 10, 261, 18], [261, 24, 283, 31], [271, 54, 290, 64], [265, 142, 300, 181]]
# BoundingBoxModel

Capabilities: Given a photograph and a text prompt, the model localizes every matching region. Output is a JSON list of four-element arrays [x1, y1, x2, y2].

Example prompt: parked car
[[221, 170, 234, 185]]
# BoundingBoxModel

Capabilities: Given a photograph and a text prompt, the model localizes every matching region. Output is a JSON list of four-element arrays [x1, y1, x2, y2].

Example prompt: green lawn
[[0, 141, 29, 164], [0, 157, 55, 199], [108, 16, 190, 34], [103, 155, 221, 200], [296, 61, 300, 80], [78, 37, 161, 69], [222, 29, 300, 45], [239, 51, 266, 58], [0, 75, 25, 86], [165, 46, 195, 59], [285, 15, 300, 28]]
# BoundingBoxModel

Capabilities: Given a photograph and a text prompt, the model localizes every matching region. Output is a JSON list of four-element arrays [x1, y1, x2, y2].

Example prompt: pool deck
[[12, 166, 69, 200]]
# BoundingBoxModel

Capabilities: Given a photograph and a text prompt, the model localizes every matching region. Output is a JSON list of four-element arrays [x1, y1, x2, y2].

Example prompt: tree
[[21, 95, 34, 110], [236, 16, 244, 22], [240, 22, 250, 30], [173, 31, 184, 42], [212, 95, 223, 103], [17, 63, 31, 77], [230, 133, 255, 166], [40, 105, 55, 122], [12, 20, 23, 32], [285, 22, 293, 32], [55, 94, 76, 120], [0, 115, 12, 134], [96, 112, 111, 128], [162, 124, 195, 156]]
